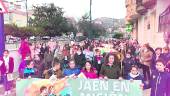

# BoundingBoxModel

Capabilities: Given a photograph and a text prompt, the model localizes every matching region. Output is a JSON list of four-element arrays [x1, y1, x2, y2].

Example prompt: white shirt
[[3, 56, 9, 73]]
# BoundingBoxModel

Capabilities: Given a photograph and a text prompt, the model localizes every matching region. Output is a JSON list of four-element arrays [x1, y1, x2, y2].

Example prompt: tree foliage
[[29, 3, 75, 36], [112, 32, 124, 39], [78, 14, 106, 38]]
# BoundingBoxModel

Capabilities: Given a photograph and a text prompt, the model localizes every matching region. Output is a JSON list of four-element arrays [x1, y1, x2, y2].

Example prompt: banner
[[16, 78, 70, 96], [68, 78, 143, 96], [16, 78, 143, 96]]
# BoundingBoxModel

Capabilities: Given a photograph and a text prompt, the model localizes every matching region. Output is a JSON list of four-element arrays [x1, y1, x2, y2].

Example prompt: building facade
[[126, 0, 170, 48], [3, 0, 32, 27]]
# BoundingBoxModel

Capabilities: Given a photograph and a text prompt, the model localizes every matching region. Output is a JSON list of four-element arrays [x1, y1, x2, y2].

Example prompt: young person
[[43, 58, 63, 79], [123, 52, 135, 78], [150, 59, 170, 96], [63, 60, 80, 77], [99, 53, 121, 79], [81, 61, 98, 79], [23, 60, 36, 78], [0, 50, 14, 95]]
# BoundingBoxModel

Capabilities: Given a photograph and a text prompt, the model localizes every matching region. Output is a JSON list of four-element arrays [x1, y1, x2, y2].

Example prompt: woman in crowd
[[83, 46, 94, 62], [62, 45, 70, 69], [43, 47, 54, 70], [81, 61, 98, 79], [74, 47, 86, 69], [99, 53, 121, 79], [18, 38, 31, 60], [139, 44, 153, 83]]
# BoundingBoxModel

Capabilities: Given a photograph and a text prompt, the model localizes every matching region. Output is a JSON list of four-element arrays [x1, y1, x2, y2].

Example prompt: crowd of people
[[0, 38, 170, 96]]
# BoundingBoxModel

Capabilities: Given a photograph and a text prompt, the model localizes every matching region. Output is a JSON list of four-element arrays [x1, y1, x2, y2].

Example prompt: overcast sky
[[27, 0, 126, 19]]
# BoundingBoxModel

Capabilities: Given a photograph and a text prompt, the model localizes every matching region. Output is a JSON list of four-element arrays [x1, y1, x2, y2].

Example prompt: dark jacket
[[99, 63, 121, 79], [93, 55, 104, 73], [74, 53, 86, 68], [150, 70, 170, 96], [123, 58, 135, 76]]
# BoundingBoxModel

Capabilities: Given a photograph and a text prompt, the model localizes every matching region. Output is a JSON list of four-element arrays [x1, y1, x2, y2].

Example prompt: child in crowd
[[126, 65, 147, 89], [18, 55, 31, 78], [127, 65, 144, 80], [150, 59, 170, 96], [123, 52, 135, 79], [43, 58, 63, 79], [23, 60, 36, 78], [39, 86, 48, 96], [94, 49, 104, 76], [63, 60, 80, 77], [81, 61, 98, 79]]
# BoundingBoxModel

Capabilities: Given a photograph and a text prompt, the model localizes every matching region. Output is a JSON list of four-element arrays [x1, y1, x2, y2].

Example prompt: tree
[[4, 24, 18, 36], [78, 14, 106, 38], [113, 32, 124, 39], [29, 3, 71, 36]]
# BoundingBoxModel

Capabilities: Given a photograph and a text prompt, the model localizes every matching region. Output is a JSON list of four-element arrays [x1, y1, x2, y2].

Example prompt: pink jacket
[[81, 68, 98, 79]]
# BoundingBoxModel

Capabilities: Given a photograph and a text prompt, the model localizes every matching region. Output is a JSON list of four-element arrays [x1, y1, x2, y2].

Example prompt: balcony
[[136, 0, 147, 15], [142, 0, 156, 8]]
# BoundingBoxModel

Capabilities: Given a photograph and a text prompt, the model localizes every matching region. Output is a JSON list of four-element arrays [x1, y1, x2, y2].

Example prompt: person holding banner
[[81, 61, 98, 79], [63, 59, 80, 77], [43, 58, 63, 79], [23, 60, 36, 78], [0, 50, 14, 95], [99, 53, 121, 79], [150, 59, 170, 96]]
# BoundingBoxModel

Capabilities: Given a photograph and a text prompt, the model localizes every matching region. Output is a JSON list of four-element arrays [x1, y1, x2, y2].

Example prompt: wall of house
[[136, 0, 170, 48]]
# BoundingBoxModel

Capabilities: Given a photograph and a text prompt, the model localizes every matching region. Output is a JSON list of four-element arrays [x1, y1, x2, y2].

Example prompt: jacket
[[63, 68, 80, 76], [0, 57, 14, 75], [150, 70, 170, 96], [99, 63, 121, 79]]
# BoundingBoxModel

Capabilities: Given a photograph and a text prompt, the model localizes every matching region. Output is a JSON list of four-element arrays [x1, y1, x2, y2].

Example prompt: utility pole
[[90, 0, 92, 23], [89, 0, 92, 39], [25, 0, 28, 26]]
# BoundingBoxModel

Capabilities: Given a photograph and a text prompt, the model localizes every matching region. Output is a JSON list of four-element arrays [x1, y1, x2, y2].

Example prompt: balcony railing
[[136, 0, 147, 14], [142, 0, 156, 8]]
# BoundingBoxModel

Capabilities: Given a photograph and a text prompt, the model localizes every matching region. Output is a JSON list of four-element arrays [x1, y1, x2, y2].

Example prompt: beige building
[[3, 0, 32, 27], [126, 0, 170, 48]]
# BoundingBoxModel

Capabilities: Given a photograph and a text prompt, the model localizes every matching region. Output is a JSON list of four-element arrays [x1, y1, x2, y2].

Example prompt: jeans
[[0, 74, 10, 91]]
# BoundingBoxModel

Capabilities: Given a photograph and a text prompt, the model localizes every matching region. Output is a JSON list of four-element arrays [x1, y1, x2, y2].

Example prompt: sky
[[27, 0, 126, 19]]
